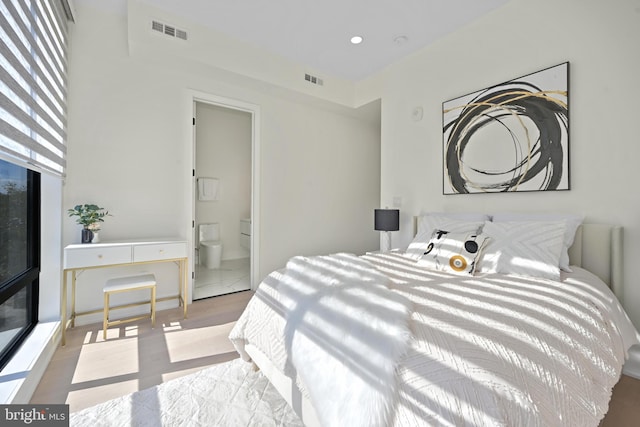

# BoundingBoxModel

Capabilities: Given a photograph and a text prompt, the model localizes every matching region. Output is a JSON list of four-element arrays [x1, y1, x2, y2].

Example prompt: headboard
[[568, 224, 623, 299], [411, 217, 623, 300]]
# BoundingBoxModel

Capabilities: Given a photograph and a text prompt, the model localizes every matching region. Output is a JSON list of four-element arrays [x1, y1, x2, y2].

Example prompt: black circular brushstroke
[[464, 240, 479, 254], [444, 81, 568, 193]]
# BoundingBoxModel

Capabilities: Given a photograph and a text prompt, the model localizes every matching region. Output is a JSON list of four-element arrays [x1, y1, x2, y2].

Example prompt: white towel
[[198, 177, 219, 201]]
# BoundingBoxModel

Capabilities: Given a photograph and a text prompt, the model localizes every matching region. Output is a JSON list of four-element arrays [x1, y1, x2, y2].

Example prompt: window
[[0, 158, 40, 370], [0, 0, 71, 370]]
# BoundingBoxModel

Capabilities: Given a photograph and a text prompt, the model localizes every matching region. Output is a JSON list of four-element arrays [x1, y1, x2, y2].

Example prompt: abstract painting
[[443, 62, 569, 194]]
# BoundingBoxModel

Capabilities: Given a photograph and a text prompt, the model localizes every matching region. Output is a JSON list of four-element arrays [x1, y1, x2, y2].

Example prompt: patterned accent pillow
[[491, 213, 583, 272], [418, 230, 490, 275], [406, 216, 485, 261], [478, 220, 566, 280]]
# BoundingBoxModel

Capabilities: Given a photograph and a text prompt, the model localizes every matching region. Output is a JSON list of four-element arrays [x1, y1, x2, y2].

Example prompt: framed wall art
[[442, 62, 569, 194]]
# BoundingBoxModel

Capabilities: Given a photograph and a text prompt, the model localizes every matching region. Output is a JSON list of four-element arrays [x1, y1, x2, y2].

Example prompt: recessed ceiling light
[[350, 35, 363, 45]]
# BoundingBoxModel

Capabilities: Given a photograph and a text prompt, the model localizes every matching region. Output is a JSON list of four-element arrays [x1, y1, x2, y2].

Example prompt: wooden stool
[[103, 274, 156, 339]]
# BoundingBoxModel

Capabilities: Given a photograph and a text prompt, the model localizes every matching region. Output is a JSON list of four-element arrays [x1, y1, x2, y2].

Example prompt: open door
[[188, 91, 261, 301]]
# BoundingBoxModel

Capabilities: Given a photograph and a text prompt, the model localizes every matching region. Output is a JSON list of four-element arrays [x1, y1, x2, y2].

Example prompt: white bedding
[[278, 254, 412, 427], [229, 252, 639, 427]]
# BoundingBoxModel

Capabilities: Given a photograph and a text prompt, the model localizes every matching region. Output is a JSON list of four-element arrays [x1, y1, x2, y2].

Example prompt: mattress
[[229, 251, 639, 427]]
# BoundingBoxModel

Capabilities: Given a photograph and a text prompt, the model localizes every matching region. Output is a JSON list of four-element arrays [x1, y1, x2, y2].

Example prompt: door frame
[[187, 90, 261, 300]]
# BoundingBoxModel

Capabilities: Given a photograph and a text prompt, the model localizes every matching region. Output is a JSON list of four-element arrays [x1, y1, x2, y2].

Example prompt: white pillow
[[406, 215, 486, 260], [415, 212, 491, 235], [478, 220, 566, 281], [418, 230, 490, 275], [491, 213, 583, 272]]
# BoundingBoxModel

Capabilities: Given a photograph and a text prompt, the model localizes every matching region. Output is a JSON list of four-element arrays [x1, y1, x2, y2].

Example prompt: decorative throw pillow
[[478, 220, 566, 281], [417, 229, 490, 275], [491, 213, 583, 272], [405, 215, 486, 261]]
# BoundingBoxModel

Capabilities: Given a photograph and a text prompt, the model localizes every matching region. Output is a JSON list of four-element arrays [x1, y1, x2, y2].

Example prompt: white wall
[[356, 0, 640, 328], [126, 0, 356, 108], [64, 1, 380, 321], [195, 103, 251, 261]]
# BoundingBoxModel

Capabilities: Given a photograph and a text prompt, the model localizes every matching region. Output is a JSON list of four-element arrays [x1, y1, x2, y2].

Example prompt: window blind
[[0, 0, 72, 176]]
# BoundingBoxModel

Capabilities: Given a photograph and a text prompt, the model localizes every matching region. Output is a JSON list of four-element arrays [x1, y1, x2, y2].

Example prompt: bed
[[229, 215, 639, 427]]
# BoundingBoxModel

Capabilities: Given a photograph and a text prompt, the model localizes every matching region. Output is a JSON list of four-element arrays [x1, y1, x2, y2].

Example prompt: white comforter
[[278, 254, 412, 427], [229, 252, 639, 427]]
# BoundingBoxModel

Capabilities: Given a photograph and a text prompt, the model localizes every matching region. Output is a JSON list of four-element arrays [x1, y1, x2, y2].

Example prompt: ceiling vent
[[151, 20, 188, 41], [175, 29, 188, 40], [304, 73, 323, 86]]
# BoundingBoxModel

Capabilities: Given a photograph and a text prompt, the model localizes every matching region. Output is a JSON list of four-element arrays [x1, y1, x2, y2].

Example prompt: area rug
[[70, 358, 304, 427]]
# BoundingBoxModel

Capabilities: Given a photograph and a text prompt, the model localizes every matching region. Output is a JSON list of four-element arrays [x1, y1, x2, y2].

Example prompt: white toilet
[[199, 223, 222, 269]]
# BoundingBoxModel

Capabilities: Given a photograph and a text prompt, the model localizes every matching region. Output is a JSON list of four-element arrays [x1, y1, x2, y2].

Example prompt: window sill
[[0, 321, 60, 403]]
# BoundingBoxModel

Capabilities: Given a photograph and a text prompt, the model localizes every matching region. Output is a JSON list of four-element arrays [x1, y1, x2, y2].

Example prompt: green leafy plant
[[67, 204, 110, 230]]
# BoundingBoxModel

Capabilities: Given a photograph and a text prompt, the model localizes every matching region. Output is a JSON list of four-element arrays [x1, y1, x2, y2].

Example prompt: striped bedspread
[[229, 252, 639, 427]]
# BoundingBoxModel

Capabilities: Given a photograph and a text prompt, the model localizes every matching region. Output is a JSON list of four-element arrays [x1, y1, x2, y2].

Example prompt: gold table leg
[[181, 258, 188, 318], [71, 270, 77, 328], [61, 269, 67, 346]]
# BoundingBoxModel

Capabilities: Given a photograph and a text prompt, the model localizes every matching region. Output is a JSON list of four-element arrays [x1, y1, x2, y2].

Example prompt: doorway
[[190, 93, 260, 300]]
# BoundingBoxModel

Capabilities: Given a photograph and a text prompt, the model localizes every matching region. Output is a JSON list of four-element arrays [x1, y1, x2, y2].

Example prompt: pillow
[[415, 212, 491, 235], [418, 230, 490, 275], [406, 215, 486, 260], [491, 213, 583, 272], [478, 220, 566, 281]]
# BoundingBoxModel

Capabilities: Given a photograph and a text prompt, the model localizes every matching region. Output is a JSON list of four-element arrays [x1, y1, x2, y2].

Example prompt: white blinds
[[0, 0, 71, 176]]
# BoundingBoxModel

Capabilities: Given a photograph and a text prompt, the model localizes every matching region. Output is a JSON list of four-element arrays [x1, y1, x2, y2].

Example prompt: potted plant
[[68, 204, 110, 243]]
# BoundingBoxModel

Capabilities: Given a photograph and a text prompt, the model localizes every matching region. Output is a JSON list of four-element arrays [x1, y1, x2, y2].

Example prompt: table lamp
[[374, 209, 400, 252]]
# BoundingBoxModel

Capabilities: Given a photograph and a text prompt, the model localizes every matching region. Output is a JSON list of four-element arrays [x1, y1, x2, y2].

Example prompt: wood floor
[[601, 374, 640, 427], [31, 290, 640, 425], [31, 290, 254, 412]]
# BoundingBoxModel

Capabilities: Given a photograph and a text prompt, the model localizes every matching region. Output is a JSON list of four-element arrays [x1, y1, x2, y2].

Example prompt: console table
[[62, 238, 189, 345]]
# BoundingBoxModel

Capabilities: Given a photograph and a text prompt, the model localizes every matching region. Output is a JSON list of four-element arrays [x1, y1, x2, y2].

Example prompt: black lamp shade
[[374, 209, 400, 231]]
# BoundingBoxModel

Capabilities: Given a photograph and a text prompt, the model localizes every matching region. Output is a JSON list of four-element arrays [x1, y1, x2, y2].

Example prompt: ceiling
[[135, 0, 511, 82]]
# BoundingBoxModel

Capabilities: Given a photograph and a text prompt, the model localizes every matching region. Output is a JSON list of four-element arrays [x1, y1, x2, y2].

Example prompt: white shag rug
[[70, 358, 304, 427]]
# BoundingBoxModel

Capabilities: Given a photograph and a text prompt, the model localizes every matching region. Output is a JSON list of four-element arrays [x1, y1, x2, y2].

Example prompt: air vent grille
[[151, 20, 188, 41], [304, 73, 324, 86], [176, 29, 188, 40], [164, 25, 176, 37]]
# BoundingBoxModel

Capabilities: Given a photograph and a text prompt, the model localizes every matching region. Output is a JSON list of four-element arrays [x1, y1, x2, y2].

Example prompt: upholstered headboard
[[411, 217, 623, 300], [568, 224, 623, 299]]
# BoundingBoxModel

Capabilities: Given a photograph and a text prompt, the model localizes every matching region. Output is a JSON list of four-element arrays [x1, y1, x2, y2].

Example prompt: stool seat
[[103, 274, 156, 339], [104, 274, 157, 292]]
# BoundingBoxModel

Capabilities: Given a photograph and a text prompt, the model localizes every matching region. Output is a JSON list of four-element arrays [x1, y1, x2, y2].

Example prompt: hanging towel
[[198, 177, 219, 201]]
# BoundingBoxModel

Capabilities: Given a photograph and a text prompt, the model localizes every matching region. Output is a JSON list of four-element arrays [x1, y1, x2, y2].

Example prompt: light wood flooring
[[31, 290, 254, 412], [31, 290, 640, 425]]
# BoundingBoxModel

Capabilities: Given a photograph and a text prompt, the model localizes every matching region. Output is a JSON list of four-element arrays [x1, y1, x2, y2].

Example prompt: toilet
[[199, 223, 222, 269]]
